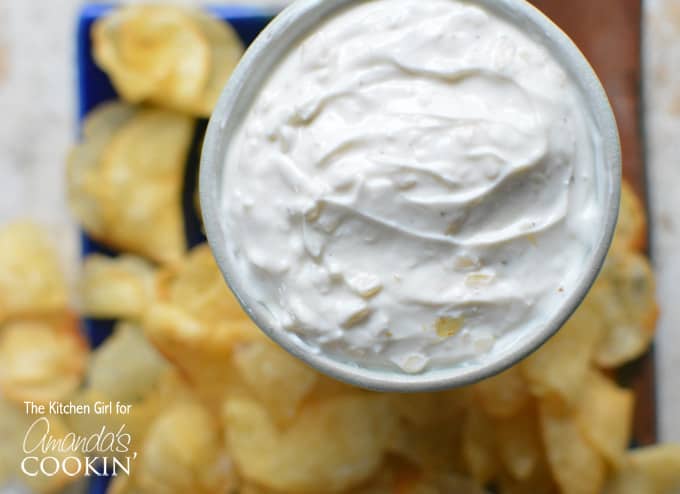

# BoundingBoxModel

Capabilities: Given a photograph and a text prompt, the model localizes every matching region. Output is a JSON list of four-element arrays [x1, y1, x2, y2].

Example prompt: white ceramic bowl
[[200, 0, 621, 392]]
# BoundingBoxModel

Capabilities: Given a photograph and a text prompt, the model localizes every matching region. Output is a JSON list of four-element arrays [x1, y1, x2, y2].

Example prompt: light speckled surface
[[644, 0, 680, 443], [0, 0, 677, 441]]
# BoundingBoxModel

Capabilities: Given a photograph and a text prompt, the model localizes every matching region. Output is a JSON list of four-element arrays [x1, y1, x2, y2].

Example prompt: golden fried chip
[[406, 471, 490, 494], [188, 11, 244, 115], [0, 222, 68, 323], [461, 409, 499, 485], [232, 339, 317, 425], [0, 312, 87, 404], [521, 303, 604, 406], [538, 398, 606, 494], [80, 254, 157, 319], [88, 321, 168, 403], [494, 405, 542, 481], [388, 420, 465, 473], [390, 389, 471, 427], [94, 6, 210, 105], [68, 105, 193, 264], [138, 401, 237, 494], [0, 397, 83, 494], [67, 102, 137, 239], [576, 369, 633, 467], [613, 181, 647, 252], [602, 468, 654, 494], [65, 387, 161, 463], [144, 245, 264, 408], [223, 394, 396, 493], [388, 391, 468, 470], [93, 5, 244, 117], [472, 366, 529, 419], [497, 459, 558, 494], [629, 444, 680, 494], [593, 250, 658, 367]]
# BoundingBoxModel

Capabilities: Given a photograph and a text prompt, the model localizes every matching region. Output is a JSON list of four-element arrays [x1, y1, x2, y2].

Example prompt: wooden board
[[528, 0, 656, 445]]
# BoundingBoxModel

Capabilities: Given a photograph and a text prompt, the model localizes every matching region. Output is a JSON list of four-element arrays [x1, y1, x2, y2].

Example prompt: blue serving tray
[[75, 5, 274, 493]]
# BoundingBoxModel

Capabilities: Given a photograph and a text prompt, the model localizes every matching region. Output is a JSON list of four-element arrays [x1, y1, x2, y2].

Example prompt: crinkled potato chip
[[406, 471, 490, 494], [0, 312, 87, 404], [461, 408, 499, 486], [593, 250, 658, 368], [613, 182, 647, 252], [0, 222, 68, 323], [390, 389, 470, 427], [494, 405, 542, 481], [521, 303, 604, 406], [232, 338, 317, 425], [576, 369, 634, 467], [65, 386, 161, 462], [223, 394, 396, 493], [144, 245, 264, 408], [629, 444, 680, 494], [188, 10, 244, 115], [138, 401, 237, 494], [472, 366, 529, 419], [0, 397, 82, 494], [67, 102, 137, 239], [94, 6, 209, 105], [88, 321, 168, 403], [388, 391, 468, 470], [497, 458, 558, 494], [68, 104, 193, 264], [388, 419, 466, 473], [602, 468, 655, 494], [80, 254, 157, 319], [538, 398, 606, 494], [93, 5, 244, 117]]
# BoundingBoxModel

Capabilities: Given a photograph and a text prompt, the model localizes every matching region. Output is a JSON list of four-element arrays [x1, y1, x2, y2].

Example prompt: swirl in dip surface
[[220, 0, 602, 374]]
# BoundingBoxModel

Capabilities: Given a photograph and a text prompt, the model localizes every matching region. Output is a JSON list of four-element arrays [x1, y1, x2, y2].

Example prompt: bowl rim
[[200, 0, 622, 392]]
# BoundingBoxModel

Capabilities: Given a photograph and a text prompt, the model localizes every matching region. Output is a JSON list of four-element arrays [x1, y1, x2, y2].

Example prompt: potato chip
[[629, 444, 680, 494], [0, 222, 68, 323], [390, 389, 471, 427], [0, 312, 87, 404], [88, 321, 168, 403], [93, 5, 244, 117], [188, 10, 244, 115], [232, 338, 317, 425], [497, 459, 558, 494], [388, 391, 468, 471], [65, 387, 161, 462], [80, 254, 157, 320], [613, 181, 647, 252], [576, 369, 633, 467], [602, 468, 654, 494], [472, 366, 529, 419], [593, 250, 658, 367], [461, 409, 499, 486], [388, 420, 466, 473], [67, 102, 137, 239], [538, 398, 606, 494], [0, 397, 82, 494], [494, 404, 542, 481], [521, 302, 604, 406], [94, 6, 209, 104], [138, 401, 237, 494], [67, 105, 193, 264], [144, 245, 264, 408], [406, 471, 490, 494], [223, 394, 396, 493]]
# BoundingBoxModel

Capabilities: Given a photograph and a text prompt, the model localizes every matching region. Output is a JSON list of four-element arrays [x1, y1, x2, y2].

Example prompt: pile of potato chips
[[2, 4, 680, 494]]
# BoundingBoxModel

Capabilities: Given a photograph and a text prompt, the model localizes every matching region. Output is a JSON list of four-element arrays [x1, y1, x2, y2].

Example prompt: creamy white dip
[[220, 0, 602, 373]]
